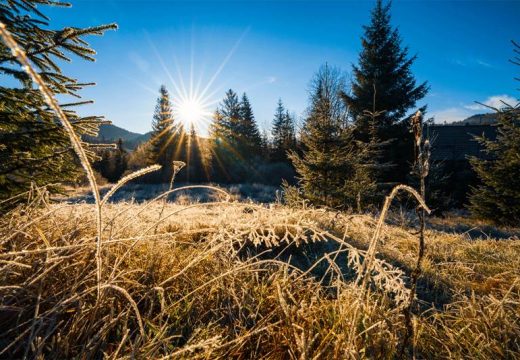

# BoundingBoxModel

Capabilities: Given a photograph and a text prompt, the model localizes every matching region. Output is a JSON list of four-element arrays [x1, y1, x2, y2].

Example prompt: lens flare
[[175, 97, 212, 127]]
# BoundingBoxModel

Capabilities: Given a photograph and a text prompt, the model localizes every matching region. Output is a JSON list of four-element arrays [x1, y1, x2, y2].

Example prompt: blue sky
[[45, 0, 520, 135]]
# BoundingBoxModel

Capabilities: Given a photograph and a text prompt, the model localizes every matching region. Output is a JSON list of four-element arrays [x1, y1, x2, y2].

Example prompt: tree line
[[102, 86, 298, 185]]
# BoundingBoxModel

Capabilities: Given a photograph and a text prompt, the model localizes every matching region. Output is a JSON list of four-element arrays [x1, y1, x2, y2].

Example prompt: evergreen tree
[[343, 0, 428, 131], [149, 85, 186, 182], [289, 65, 375, 210], [468, 41, 520, 225], [210, 90, 261, 182], [342, 0, 428, 187], [186, 124, 203, 183], [210, 101, 239, 182], [260, 129, 271, 160], [271, 99, 296, 162], [126, 141, 153, 173], [93, 138, 127, 183], [0, 0, 116, 203], [468, 105, 520, 225], [239, 93, 262, 155], [219, 89, 242, 143]]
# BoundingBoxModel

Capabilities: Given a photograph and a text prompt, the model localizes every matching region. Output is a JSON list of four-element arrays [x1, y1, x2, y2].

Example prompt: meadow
[[1, 182, 519, 359]]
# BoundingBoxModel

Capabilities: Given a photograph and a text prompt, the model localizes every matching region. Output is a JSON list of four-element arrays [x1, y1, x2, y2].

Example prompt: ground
[[1, 185, 519, 359]]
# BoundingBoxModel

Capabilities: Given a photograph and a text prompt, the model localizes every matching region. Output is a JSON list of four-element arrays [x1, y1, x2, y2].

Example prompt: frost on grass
[[1, 197, 519, 359]]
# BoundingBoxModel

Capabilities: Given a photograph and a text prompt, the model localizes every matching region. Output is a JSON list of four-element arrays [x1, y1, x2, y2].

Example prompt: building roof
[[426, 124, 497, 161]]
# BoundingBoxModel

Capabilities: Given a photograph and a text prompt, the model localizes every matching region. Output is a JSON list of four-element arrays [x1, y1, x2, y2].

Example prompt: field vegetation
[[1, 187, 519, 358]]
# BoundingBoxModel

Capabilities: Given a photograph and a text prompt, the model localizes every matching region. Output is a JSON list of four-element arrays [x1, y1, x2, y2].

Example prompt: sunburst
[[144, 27, 250, 134]]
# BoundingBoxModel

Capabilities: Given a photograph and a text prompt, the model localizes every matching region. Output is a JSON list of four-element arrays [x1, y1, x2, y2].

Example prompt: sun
[[174, 97, 211, 129]]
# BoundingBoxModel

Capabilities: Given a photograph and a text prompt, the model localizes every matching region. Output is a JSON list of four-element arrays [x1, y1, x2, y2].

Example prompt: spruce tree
[[344, 0, 428, 130], [289, 65, 375, 210], [218, 89, 242, 144], [260, 129, 271, 160], [342, 0, 428, 187], [468, 42, 520, 225], [186, 123, 203, 183], [209, 95, 239, 182], [468, 105, 519, 225], [239, 93, 262, 155], [0, 0, 116, 203], [210, 89, 261, 182], [271, 99, 296, 162], [149, 85, 186, 182]]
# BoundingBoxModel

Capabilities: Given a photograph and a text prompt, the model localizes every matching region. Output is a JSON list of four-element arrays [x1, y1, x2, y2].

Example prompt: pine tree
[[260, 129, 271, 160], [468, 41, 520, 226], [149, 85, 186, 182], [186, 124, 203, 183], [210, 90, 261, 182], [468, 105, 520, 225], [271, 99, 296, 162], [343, 0, 428, 131], [289, 65, 375, 210], [239, 93, 262, 155], [93, 138, 127, 183], [342, 0, 428, 187], [219, 89, 242, 144], [0, 0, 116, 203], [210, 91, 238, 182]]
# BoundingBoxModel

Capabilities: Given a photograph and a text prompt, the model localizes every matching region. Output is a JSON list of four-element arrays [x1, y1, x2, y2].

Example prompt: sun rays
[[142, 27, 250, 134], [173, 95, 213, 129], [137, 28, 254, 180]]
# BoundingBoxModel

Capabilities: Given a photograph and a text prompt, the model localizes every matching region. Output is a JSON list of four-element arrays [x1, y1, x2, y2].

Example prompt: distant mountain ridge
[[87, 124, 152, 150], [449, 113, 498, 126]]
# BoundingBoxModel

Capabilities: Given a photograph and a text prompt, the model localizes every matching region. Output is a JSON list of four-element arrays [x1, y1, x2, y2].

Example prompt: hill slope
[[86, 123, 152, 150], [451, 112, 498, 125]]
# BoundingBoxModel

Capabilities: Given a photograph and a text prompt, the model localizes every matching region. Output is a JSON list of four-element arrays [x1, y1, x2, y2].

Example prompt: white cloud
[[430, 107, 473, 124], [476, 59, 492, 68], [464, 94, 518, 111], [449, 57, 493, 68], [266, 76, 277, 84], [432, 94, 519, 124]]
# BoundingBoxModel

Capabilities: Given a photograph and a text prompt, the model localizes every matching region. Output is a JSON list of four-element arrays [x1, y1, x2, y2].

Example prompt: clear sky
[[45, 0, 520, 135]]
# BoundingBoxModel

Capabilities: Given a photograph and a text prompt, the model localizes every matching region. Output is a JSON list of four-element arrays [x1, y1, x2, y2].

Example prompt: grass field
[[1, 189, 519, 359]]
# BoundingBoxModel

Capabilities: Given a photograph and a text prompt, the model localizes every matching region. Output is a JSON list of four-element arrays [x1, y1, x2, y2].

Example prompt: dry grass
[[1, 196, 519, 359]]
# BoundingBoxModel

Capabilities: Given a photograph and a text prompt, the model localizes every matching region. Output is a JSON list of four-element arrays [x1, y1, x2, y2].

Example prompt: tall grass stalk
[[0, 23, 163, 301], [101, 165, 162, 206], [155, 161, 185, 234], [346, 183, 430, 357], [399, 110, 431, 357], [0, 22, 105, 298], [357, 184, 430, 291]]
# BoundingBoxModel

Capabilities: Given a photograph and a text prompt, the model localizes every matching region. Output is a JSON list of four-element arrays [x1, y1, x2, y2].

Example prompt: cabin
[[426, 124, 497, 161], [424, 124, 498, 207]]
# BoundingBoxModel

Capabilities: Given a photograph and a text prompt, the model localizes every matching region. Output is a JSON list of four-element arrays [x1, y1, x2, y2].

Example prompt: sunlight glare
[[175, 97, 212, 128]]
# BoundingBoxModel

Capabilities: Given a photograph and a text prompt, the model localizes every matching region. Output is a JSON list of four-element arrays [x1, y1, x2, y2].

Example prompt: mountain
[[97, 123, 141, 140], [86, 124, 152, 150], [451, 113, 498, 126]]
